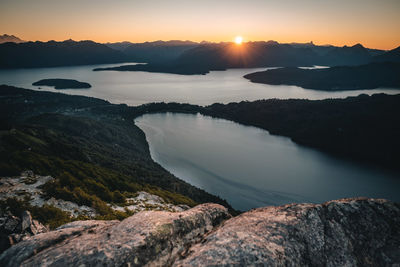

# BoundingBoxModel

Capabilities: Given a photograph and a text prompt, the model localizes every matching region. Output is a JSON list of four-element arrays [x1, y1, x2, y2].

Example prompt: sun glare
[[235, 36, 243, 44]]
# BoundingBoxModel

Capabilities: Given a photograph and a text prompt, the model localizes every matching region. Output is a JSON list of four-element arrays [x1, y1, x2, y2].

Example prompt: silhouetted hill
[[0, 40, 126, 68], [104, 41, 134, 51], [174, 42, 386, 69], [319, 44, 372, 66], [175, 41, 320, 69], [95, 41, 324, 75], [122, 40, 199, 64], [373, 46, 400, 63], [244, 62, 400, 90], [97, 41, 390, 75], [0, 34, 24, 44], [1, 38, 394, 72], [289, 41, 336, 56]]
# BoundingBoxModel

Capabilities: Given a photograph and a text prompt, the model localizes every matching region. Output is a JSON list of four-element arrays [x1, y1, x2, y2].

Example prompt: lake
[[2, 64, 399, 210], [135, 113, 400, 211], [0, 63, 399, 106]]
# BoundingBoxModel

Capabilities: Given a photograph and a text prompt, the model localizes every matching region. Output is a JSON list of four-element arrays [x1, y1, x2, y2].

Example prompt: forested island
[[244, 62, 400, 90], [32, 79, 91, 89]]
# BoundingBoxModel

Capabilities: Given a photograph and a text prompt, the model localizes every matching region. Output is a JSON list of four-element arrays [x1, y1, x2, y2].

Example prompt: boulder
[[177, 198, 400, 266], [0, 203, 229, 267], [0, 211, 48, 254], [1, 198, 399, 266]]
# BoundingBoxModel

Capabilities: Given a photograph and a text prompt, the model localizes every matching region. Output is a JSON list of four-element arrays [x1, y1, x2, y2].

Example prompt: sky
[[1, 0, 399, 50]]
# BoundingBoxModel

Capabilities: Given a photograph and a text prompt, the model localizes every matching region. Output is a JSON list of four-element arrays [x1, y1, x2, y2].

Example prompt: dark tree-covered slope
[[372, 46, 400, 63], [201, 94, 400, 171], [122, 40, 199, 64], [0, 85, 232, 213], [244, 62, 400, 90]]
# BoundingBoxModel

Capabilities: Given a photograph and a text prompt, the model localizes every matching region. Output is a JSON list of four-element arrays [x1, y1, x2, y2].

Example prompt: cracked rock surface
[[0, 204, 229, 267], [177, 198, 400, 266], [1, 198, 399, 267]]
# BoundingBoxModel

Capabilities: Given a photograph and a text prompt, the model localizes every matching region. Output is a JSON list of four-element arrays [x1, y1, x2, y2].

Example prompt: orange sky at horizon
[[1, 0, 400, 50]]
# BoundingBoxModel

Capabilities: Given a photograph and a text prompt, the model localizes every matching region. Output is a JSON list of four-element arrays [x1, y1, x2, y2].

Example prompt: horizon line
[[2, 34, 398, 51]]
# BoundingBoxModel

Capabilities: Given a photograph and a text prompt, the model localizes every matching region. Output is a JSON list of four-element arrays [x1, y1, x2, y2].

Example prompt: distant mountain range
[[0, 40, 126, 68], [373, 46, 400, 63], [0, 34, 24, 44], [1, 36, 399, 71], [117, 40, 199, 64], [106, 40, 390, 67], [96, 42, 400, 75], [169, 42, 400, 69], [103, 41, 134, 51]]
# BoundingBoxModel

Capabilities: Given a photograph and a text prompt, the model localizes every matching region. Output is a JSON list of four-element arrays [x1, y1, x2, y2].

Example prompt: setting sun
[[235, 36, 243, 44]]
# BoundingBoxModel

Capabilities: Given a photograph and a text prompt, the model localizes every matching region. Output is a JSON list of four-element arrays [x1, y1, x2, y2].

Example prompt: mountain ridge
[[0, 34, 24, 44], [0, 40, 126, 68], [94, 41, 398, 75], [1, 37, 396, 70]]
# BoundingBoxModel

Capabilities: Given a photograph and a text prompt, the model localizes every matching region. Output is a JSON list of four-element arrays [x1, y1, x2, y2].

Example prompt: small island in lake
[[32, 79, 92, 89], [93, 63, 210, 75], [244, 62, 400, 91]]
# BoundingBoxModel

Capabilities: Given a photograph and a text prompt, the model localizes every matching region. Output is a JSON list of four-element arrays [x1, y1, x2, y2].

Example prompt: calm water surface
[[2, 64, 399, 210], [135, 113, 400, 211], [0, 63, 398, 105]]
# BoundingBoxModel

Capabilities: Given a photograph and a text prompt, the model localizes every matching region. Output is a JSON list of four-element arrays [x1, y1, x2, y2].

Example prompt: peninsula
[[244, 62, 400, 91]]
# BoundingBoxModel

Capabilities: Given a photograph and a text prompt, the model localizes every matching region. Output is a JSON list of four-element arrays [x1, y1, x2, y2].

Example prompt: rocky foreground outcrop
[[177, 198, 400, 266], [0, 211, 48, 254], [1, 198, 399, 266], [0, 204, 230, 267]]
